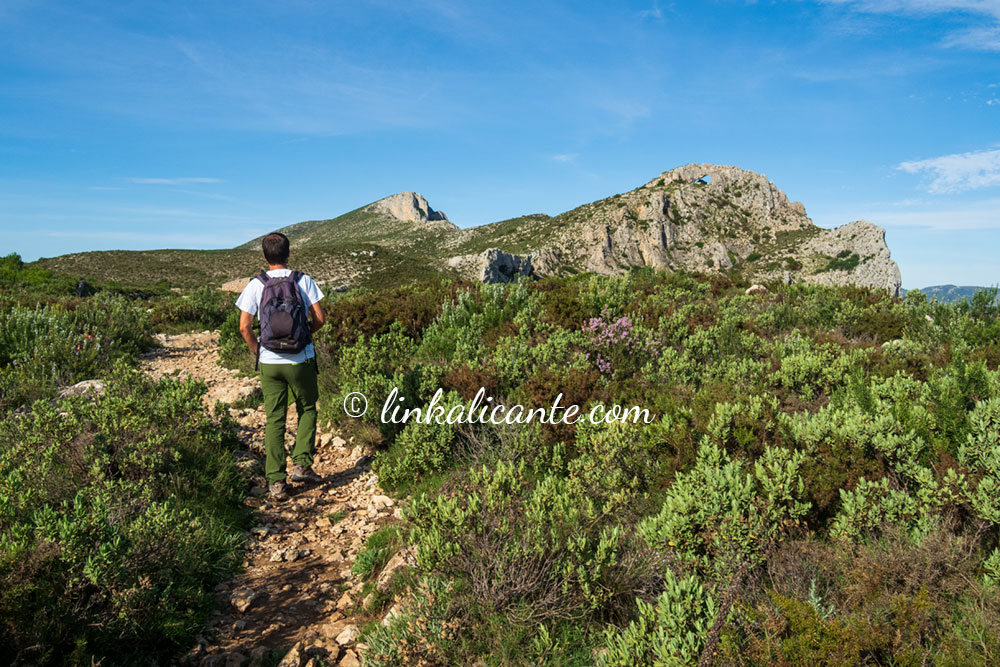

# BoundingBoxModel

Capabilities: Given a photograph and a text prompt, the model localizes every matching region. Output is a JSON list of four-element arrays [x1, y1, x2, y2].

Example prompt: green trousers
[[260, 360, 318, 483]]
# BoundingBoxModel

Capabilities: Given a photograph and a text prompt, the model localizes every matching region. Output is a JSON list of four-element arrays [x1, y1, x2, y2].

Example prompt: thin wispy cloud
[[126, 177, 224, 185], [171, 188, 236, 202], [897, 147, 1000, 193], [818, 197, 1000, 229], [638, 2, 664, 20], [591, 97, 652, 127], [826, 0, 1000, 18], [821, 0, 1000, 50], [867, 199, 1000, 229], [552, 153, 578, 163], [44, 230, 238, 244], [942, 24, 1000, 49]]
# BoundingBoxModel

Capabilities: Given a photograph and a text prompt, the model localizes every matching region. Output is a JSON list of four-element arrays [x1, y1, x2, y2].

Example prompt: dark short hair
[[262, 232, 290, 264]]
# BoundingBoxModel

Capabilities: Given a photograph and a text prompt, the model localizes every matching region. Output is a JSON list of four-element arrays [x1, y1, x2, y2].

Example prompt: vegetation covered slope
[[244, 272, 1000, 666]]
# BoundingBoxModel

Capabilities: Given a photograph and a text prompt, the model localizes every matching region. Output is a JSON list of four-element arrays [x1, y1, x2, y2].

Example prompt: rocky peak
[[368, 192, 453, 227], [647, 163, 811, 232], [527, 163, 901, 295]]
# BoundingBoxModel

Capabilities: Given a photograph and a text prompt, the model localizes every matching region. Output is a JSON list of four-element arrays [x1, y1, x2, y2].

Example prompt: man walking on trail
[[236, 232, 326, 500]]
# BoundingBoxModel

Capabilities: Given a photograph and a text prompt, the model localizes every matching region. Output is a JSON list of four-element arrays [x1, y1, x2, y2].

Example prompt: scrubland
[[4, 250, 1000, 665], [283, 270, 999, 666]]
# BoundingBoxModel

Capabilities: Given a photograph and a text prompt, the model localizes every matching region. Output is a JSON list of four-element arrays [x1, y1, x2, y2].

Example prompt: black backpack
[[255, 270, 312, 366]]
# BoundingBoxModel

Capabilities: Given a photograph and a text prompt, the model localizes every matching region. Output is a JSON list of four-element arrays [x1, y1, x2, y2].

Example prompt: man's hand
[[239, 310, 258, 355], [309, 302, 326, 335]]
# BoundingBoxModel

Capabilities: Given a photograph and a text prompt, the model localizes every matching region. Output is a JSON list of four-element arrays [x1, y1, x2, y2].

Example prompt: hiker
[[236, 232, 326, 500]]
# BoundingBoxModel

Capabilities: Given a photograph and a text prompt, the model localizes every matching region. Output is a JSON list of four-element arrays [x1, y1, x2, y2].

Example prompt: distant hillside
[[909, 285, 998, 304], [36, 163, 903, 294], [34, 244, 445, 291]]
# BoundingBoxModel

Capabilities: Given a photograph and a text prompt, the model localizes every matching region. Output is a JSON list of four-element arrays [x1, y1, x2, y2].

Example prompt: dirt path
[[142, 332, 402, 667]]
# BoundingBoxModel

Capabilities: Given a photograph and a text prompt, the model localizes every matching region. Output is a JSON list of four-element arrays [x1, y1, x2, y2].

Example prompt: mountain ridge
[[37, 163, 903, 294]]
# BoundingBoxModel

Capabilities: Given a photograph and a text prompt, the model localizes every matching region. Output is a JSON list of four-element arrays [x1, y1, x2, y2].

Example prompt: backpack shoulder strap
[[289, 271, 306, 302], [256, 270, 270, 286]]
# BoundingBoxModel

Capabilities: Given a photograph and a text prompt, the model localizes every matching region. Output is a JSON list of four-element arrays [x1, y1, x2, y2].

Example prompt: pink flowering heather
[[581, 307, 659, 378]]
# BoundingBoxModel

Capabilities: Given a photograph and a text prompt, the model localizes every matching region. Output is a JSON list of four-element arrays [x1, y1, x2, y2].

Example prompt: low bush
[[0, 365, 248, 665], [741, 524, 1000, 665], [149, 286, 232, 333], [820, 252, 861, 273], [404, 460, 664, 653], [600, 571, 717, 666], [373, 398, 461, 494], [217, 307, 254, 372], [0, 294, 152, 413]]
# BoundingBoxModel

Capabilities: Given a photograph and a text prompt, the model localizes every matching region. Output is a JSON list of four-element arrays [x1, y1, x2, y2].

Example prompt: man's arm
[[239, 310, 258, 355], [309, 302, 325, 334]]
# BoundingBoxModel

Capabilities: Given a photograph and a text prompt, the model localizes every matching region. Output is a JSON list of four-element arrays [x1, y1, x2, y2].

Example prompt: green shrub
[[149, 286, 231, 332], [361, 576, 460, 666], [353, 525, 403, 580], [831, 476, 937, 541], [330, 322, 420, 431], [566, 419, 664, 514], [407, 460, 662, 628], [0, 295, 152, 412], [320, 280, 451, 346], [418, 281, 538, 365], [373, 398, 461, 493], [639, 443, 810, 580], [820, 252, 861, 273], [217, 307, 252, 372], [578, 273, 636, 317], [0, 365, 247, 665], [600, 571, 717, 666]]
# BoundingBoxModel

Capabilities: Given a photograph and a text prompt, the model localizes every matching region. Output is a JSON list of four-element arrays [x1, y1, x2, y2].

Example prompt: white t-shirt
[[235, 269, 325, 365]]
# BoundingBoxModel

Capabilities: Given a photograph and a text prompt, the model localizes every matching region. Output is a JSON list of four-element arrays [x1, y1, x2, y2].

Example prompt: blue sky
[[1, 0, 998, 288]]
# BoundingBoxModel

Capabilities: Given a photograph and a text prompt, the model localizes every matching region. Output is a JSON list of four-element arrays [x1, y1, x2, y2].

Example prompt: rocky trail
[[141, 332, 408, 667]]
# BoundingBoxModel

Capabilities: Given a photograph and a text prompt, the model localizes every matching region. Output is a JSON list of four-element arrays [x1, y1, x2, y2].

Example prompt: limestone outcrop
[[447, 248, 534, 283], [529, 163, 901, 293], [544, 163, 814, 277], [368, 192, 450, 227], [800, 220, 902, 296]]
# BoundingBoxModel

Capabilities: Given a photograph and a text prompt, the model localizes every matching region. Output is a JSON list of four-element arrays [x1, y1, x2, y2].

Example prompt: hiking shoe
[[269, 481, 288, 500], [289, 465, 323, 483]]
